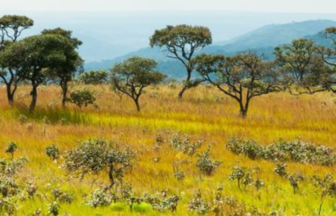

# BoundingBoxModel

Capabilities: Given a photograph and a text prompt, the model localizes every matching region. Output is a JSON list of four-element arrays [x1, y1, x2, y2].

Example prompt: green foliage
[[188, 192, 210, 214], [79, 70, 108, 84], [67, 88, 96, 108], [229, 164, 248, 190], [194, 52, 282, 117], [51, 189, 73, 204], [5, 142, 17, 159], [142, 192, 179, 213], [87, 188, 112, 208], [64, 138, 136, 185], [196, 147, 221, 176], [274, 163, 288, 178], [288, 173, 305, 194], [110, 56, 165, 111], [168, 133, 203, 156], [275, 38, 333, 94], [47, 201, 60, 216], [150, 25, 212, 97], [46, 145, 60, 161], [227, 137, 336, 166]]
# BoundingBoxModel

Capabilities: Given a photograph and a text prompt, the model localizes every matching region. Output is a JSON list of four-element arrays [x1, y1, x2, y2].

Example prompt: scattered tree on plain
[[110, 56, 166, 111], [0, 15, 34, 104], [41, 28, 83, 107], [194, 52, 282, 117], [150, 25, 212, 98], [275, 38, 333, 95]]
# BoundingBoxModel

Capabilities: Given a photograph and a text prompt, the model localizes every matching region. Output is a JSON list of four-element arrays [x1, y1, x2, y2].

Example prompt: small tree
[[150, 25, 212, 98], [5, 142, 17, 160], [194, 52, 282, 117], [311, 174, 336, 215], [0, 15, 34, 104], [288, 173, 304, 194], [110, 57, 166, 111], [229, 165, 247, 190], [67, 88, 96, 108], [64, 139, 136, 186], [79, 70, 108, 85]]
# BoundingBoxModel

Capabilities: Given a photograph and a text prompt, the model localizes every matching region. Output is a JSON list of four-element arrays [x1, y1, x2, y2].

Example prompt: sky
[[1, 0, 336, 13]]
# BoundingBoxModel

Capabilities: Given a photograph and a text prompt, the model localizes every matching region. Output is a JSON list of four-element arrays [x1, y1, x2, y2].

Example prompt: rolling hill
[[85, 19, 336, 79]]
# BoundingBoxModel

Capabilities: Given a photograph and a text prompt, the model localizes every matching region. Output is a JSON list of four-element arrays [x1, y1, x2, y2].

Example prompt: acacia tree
[[194, 52, 282, 117], [41, 28, 83, 107], [150, 25, 212, 98], [0, 15, 34, 104], [275, 38, 333, 95], [2, 34, 73, 112], [110, 57, 166, 111]]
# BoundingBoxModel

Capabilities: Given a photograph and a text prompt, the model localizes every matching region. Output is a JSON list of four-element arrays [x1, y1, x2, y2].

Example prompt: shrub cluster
[[227, 137, 336, 166]]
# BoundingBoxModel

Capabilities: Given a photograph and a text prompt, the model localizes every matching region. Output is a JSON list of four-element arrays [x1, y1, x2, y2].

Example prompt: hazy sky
[[1, 0, 336, 13]]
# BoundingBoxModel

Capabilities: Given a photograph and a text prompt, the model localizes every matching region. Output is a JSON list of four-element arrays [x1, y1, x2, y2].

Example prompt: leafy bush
[[46, 145, 60, 161], [141, 191, 179, 213], [87, 188, 113, 208], [188, 192, 210, 214], [64, 138, 136, 186], [5, 142, 17, 160], [227, 137, 336, 166], [196, 147, 221, 176], [168, 133, 204, 156], [274, 163, 288, 178], [67, 88, 96, 108], [51, 189, 73, 204]]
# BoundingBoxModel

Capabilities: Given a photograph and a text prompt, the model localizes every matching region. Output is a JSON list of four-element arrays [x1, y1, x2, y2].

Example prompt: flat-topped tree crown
[[0, 15, 34, 104], [150, 25, 212, 98], [0, 15, 34, 42]]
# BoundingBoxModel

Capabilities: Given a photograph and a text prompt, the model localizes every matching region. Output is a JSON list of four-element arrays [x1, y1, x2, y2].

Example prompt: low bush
[[227, 137, 336, 166]]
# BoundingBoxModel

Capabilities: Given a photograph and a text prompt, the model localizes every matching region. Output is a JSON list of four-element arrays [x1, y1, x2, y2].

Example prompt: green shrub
[[67, 88, 96, 108]]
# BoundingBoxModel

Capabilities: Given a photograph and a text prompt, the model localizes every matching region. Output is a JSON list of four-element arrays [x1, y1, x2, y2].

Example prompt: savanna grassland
[[0, 84, 336, 215]]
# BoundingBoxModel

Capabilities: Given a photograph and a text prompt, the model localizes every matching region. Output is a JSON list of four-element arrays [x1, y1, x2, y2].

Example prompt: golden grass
[[0, 84, 336, 215]]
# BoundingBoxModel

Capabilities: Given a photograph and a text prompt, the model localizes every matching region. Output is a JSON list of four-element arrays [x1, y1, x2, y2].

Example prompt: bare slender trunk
[[134, 98, 140, 112], [178, 68, 192, 99], [29, 82, 38, 113]]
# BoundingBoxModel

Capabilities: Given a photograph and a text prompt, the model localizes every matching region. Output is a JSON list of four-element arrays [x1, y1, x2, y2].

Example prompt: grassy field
[[0, 84, 336, 215]]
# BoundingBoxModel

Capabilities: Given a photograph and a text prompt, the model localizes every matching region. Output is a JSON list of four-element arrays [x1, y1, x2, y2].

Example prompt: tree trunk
[[178, 86, 188, 98], [61, 82, 68, 108], [134, 98, 141, 112], [109, 164, 114, 185], [178, 68, 192, 99], [6, 83, 14, 105], [29, 83, 38, 113], [239, 102, 248, 118]]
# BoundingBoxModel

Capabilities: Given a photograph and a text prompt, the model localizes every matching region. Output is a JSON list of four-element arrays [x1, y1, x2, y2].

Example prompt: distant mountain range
[[85, 19, 336, 79]]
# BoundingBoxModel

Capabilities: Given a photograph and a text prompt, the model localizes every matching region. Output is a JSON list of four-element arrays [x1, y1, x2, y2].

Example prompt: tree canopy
[[150, 25, 212, 98], [111, 56, 166, 111], [194, 52, 282, 117], [275, 38, 333, 95]]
